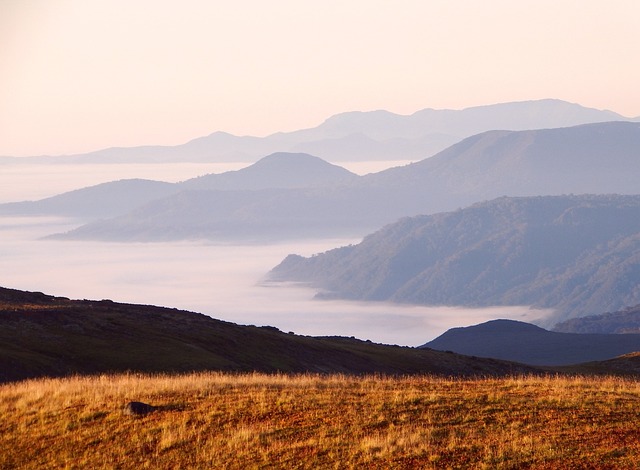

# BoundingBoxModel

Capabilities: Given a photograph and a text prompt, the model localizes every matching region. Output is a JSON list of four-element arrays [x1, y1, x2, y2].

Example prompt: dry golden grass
[[2, 373, 640, 469]]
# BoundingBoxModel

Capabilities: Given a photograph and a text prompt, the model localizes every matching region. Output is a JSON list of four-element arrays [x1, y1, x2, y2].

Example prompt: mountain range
[[18, 120, 640, 242], [0, 153, 355, 220], [1, 99, 637, 164], [269, 194, 640, 322], [5, 100, 640, 381], [422, 319, 640, 366]]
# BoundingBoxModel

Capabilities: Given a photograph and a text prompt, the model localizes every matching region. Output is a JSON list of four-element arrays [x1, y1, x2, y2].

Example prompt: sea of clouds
[[0, 161, 551, 346]]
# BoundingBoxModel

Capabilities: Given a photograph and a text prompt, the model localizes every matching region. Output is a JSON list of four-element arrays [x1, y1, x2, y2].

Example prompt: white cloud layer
[[1, 217, 552, 346]]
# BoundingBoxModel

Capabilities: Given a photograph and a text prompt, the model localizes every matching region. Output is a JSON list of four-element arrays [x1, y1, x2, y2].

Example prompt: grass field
[[2, 373, 640, 469]]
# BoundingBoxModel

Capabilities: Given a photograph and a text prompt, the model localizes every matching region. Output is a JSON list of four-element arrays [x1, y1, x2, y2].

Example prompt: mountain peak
[[180, 152, 357, 191], [253, 151, 339, 167], [240, 152, 357, 178], [460, 319, 547, 333]]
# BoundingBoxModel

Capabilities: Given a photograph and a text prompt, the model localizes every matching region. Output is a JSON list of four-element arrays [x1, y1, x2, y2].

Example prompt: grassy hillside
[[561, 352, 640, 376], [0, 286, 539, 382], [3, 372, 640, 469]]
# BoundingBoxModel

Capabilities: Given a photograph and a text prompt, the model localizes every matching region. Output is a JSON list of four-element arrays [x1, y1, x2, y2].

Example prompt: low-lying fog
[[1, 161, 551, 346]]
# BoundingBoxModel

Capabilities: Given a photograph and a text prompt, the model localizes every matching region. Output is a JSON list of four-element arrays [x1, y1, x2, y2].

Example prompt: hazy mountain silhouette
[[52, 121, 640, 242], [308, 99, 628, 140], [48, 187, 377, 242], [421, 319, 640, 366], [358, 121, 640, 206], [0, 179, 177, 219], [0, 152, 357, 221], [3, 99, 636, 163], [181, 152, 357, 190], [269, 194, 640, 322], [289, 131, 459, 161]]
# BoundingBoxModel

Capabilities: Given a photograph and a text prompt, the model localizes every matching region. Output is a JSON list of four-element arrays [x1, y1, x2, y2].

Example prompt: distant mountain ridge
[[0, 179, 177, 219], [359, 121, 640, 200], [45, 121, 640, 242], [0, 152, 356, 220], [421, 319, 640, 366], [2, 99, 636, 163], [181, 152, 357, 190], [269, 194, 640, 322]]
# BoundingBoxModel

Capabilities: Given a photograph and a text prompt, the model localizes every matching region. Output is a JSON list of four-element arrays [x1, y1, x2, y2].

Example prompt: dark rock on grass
[[123, 401, 155, 416]]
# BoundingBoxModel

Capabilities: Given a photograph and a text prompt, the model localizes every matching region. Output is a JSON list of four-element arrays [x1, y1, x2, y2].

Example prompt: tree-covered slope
[[552, 304, 640, 333], [270, 194, 640, 322]]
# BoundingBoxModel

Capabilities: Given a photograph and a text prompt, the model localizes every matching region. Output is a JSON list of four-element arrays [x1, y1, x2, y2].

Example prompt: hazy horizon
[[1, 126, 634, 343], [2, 1, 639, 156], [1, 1, 635, 345], [0, 160, 412, 204], [0, 161, 553, 346]]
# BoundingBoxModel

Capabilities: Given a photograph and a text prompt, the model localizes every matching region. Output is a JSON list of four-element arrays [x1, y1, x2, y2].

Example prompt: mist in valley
[[0, 162, 551, 347]]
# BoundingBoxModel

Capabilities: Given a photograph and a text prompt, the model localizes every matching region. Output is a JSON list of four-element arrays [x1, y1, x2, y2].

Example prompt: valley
[[5, 2, 640, 466], [3, 112, 640, 341]]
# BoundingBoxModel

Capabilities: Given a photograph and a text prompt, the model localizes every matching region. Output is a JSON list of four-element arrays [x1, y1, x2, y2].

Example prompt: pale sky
[[2, 0, 639, 157]]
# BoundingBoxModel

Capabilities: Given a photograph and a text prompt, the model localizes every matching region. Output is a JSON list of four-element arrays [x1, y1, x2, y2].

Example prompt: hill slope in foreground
[[3, 373, 640, 468], [0, 286, 539, 383]]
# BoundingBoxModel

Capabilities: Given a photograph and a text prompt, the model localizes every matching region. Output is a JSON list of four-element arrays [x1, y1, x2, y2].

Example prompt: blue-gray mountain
[[180, 152, 356, 190], [49, 121, 640, 242], [1, 99, 636, 163], [0, 179, 176, 219], [421, 319, 640, 366], [0, 152, 355, 220], [552, 304, 640, 334], [269, 194, 640, 322]]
